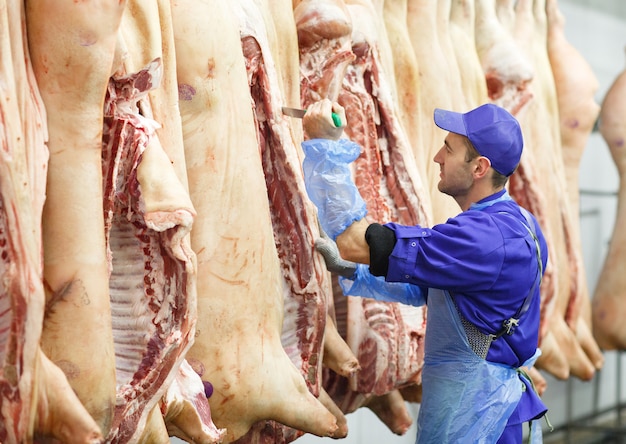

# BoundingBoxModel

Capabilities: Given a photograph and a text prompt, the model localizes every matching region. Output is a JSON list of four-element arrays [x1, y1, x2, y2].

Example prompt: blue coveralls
[[342, 189, 548, 443]]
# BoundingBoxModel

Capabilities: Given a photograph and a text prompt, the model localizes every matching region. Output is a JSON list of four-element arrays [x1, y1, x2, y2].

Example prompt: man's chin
[[437, 182, 448, 195]]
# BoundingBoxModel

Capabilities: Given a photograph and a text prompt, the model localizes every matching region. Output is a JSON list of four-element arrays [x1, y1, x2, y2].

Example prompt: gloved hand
[[302, 137, 367, 240], [302, 99, 367, 240], [314, 230, 357, 278], [302, 98, 346, 141]]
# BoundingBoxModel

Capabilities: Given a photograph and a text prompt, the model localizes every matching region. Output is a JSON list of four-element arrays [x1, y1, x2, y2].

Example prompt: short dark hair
[[463, 137, 510, 188]]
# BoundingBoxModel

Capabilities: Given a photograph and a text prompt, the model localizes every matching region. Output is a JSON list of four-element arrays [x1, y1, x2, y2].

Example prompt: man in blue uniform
[[300, 99, 549, 443]]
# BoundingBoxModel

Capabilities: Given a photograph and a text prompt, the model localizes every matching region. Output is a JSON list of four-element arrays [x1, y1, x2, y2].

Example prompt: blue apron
[[416, 289, 523, 443]]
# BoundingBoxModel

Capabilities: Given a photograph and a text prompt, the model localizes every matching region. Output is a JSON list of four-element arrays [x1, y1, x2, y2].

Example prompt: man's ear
[[474, 156, 492, 178]]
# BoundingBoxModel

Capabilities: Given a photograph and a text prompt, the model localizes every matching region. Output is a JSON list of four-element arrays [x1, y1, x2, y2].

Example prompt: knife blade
[[282, 106, 342, 127]]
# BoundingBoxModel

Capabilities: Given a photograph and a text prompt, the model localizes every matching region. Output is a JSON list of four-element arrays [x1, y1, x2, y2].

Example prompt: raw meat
[[381, 0, 430, 203], [295, 0, 363, 394], [1, 2, 102, 442], [162, 360, 226, 443], [407, 0, 467, 223], [172, 0, 338, 441], [233, 0, 348, 441], [297, 0, 427, 434], [475, 0, 534, 114], [592, 53, 626, 350], [502, 0, 595, 381], [27, 0, 124, 433], [449, 0, 489, 108], [546, 0, 603, 371], [101, 57, 198, 443]]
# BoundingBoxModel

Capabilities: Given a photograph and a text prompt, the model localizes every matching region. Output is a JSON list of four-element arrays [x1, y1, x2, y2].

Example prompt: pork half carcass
[[501, 0, 596, 381], [407, 0, 465, 224], [299, 0, 427, 433], [340, 0, 428, 395], [449, 0, 489, 109], [294, 0, 364, 382], [1, 1, 103, 442], [381, 0, 428, 200], [109, 1, 224, 439], [475, 0, 534, 114], [477, 0, 566, 379], [101, 57, 213, 443], [231, 0, 348, 441], [592, 52, 626, 351], [172, 0, 338, 441], [26, 0, 126, 434], [546, 0, 603, 372], [296, 0, 427, 434]]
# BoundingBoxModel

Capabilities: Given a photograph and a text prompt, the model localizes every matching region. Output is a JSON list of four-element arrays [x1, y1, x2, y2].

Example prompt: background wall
[[297, 1, 626, 443]]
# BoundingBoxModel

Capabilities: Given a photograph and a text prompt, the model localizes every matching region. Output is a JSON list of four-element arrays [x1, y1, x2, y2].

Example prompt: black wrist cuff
[[365, 223, 396, 277]]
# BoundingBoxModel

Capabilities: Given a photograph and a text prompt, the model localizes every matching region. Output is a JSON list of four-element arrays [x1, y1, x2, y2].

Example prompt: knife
[[282, 106, 342, 127]]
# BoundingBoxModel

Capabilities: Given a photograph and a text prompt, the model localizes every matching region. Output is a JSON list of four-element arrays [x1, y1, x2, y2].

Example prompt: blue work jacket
[[383, 189, 549, 433], [385, 189, 548, 368]]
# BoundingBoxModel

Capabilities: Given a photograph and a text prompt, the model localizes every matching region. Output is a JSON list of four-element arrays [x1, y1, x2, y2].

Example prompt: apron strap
[[492, 208, 543, 339], [454, 207, 543, 356]]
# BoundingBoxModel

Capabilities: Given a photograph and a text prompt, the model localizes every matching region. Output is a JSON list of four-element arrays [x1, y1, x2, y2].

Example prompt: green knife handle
[[295, 108, 342, 127]]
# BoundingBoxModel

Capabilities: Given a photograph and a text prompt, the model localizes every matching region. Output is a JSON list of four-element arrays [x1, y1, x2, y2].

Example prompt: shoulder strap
[[492, 207, 542, 339]]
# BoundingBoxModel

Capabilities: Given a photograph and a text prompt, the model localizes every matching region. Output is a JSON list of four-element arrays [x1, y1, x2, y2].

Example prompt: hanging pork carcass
[[406, 0, 465, 224], [0, 1, 104, 442], [230, 0, 353, 440], [27, 0, 124, 434], [449, 0, 489, 109], [171, 0, 339, 442], [25, 0, 224, 441], [294, 0, 429, 435], [106, 0, 225, 438], [381, 0, 428, 198], [495, 0, 599, 381], [338, 0, 429, 399], [545, 0, 603, 373], [592, 52, 626, 350]]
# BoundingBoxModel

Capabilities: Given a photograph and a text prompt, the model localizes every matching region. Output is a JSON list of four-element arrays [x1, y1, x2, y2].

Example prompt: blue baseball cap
[[433, 103, 523, 176]]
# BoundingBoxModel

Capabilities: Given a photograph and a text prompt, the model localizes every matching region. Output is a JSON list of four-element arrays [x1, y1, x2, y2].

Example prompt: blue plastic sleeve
[[302, 138, 367, 240], [338, 264, 426, 306]]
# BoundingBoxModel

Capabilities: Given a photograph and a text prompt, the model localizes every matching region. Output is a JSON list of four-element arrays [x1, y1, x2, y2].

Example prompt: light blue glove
[[339, 264, 426, 307], [302, 138, 367, 240]]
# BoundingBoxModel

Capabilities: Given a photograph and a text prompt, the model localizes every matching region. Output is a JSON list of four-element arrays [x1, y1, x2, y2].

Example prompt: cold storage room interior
[[4, 0, 626, 443]]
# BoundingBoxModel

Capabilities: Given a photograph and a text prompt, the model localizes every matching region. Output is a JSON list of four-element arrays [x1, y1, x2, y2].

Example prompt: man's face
[[433, 132, 477, 198]]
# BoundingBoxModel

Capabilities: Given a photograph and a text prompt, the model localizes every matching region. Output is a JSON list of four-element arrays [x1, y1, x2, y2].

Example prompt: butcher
[[302, 99, 549, 443]]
